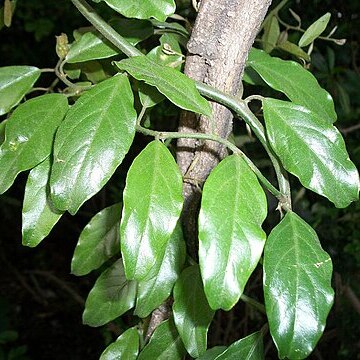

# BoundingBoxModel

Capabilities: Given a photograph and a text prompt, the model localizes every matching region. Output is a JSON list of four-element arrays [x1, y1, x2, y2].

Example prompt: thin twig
[[340, 122, 360, 135]]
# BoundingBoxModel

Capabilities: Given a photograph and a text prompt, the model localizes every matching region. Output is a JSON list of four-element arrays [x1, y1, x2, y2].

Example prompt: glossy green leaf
[[135, 223, 186, 318], [299, 13, 331, 47], [80, 61, 108, 84], [66, 31, 118, 63], [66, 19, 153, 63], [99, 327, 139, 360], [197, 346, 227, 360], [138, 319, 186, 360], [263, 98, 359, 208], [99, 0, 175, 22], [22, 158, 64, 247], [264, 212, 334, 359], [0, 66, 40, 115], [0, 94, 68, 194], [71, 203, 122, 276], [139, 33, 183, 108], [83, 259, 137, 327], [115, 56, 212, 117], [110, 18, 154, 46], [139, 83, 165, 109], [276, 40, 311, 62], [199, 155, 267, 311], [247, 48, 336, 123], [262, 15, 280, 53], [50, 74, 137, 215], [215, 331, 264, 360], [173, 265, 215, 358], [120, 140, 183, 280]]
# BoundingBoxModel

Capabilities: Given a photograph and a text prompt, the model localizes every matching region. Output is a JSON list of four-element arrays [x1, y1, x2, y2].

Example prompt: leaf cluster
[[0, 1, 359, 359]]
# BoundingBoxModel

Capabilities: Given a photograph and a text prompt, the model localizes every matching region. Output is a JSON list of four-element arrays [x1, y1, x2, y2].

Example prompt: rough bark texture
[[177, 0, 271, 258]]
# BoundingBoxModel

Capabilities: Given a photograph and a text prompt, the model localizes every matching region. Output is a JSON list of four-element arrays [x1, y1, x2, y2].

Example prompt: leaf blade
[[0, 66, 40, 115], [134, 223, 186, 318], [66, 19, 153, 63], [99, 327, 139, 360], [173, 265, 215, 358], [115, 56, 212, 117], [299, 13, 331, 47], [138, 319, 186, 360], [50, 74, 137, 214], [199, 155, 267, 310], [22, 157, 64, 247], [0, 94, 68, 194], [264, 212, 334, 359], [216, 331, 264, 360], [100, 0, 175, 22], [71, 203, 122, 276], [82, 259, 137, 327], [262, 15, 280, 53], [247, 48, 336, 123], [120, 140, 183, 280], [263, 98, 359, 208]]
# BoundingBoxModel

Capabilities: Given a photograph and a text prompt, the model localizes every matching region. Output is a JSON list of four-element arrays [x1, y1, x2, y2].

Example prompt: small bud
[[56, 33, 69, 59]]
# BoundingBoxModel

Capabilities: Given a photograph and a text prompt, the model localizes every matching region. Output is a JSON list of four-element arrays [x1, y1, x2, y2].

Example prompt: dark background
[[0, 0, 359, 359]]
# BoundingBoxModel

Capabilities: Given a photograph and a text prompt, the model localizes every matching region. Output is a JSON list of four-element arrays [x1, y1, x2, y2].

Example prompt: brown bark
[[177, 0, 272, 258]]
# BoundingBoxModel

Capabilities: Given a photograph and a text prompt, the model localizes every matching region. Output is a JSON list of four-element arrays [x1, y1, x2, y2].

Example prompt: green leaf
[[120, 140, 183, 280], [99, 0, 175, 22], [115, 56, 212, 117], [138, 319, 186, 360], [66, 19, 153, 63], [99, 327, 139, 360], [263, 98, 359, 208], [111, 18, 154, 46], [299, 13, 331, 47], [71, 203, 122, 276], [80, 61, 108, 84], [139, 33, 183, 108], [66, 31, 117, 64], [83, 259, 137, 327], [215, 331, 264, 360], [199, 155, 267, 311], [277, 40, 311, 62], [134, 223, 186, 318], [262, 15, 280, 53], [264, 212, 334, 359], [139, 83, 165, 109], [50, 74, 137, 215], [0, 94, 68, 194], [22, 158, 64, 247], [197, 346, 227, 360], [0, 66, 40, 115], [173, 265, 215, 358], [247, 48, 336, 123]]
